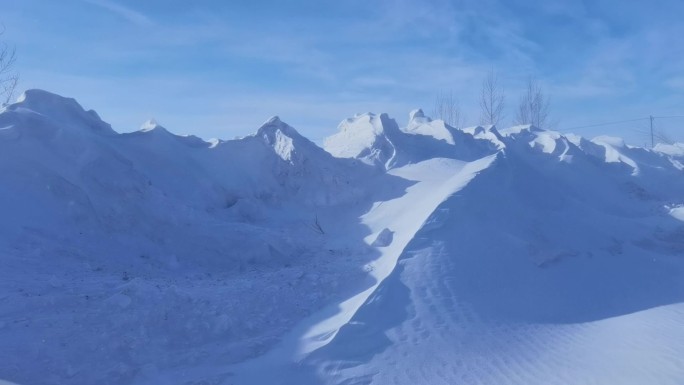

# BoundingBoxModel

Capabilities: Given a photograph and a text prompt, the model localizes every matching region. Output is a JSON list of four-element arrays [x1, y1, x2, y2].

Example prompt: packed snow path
[[229, 156, 498, 384]]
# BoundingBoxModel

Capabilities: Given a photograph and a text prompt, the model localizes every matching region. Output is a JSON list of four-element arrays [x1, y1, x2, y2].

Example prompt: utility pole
[[650, 115, 654, 148]]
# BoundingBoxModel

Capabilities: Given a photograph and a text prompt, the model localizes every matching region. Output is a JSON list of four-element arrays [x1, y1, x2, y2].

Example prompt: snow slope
[[324, 110, 496, 169], [227, 123, 684, 385], [0, 90, 406, 385], [283, 128, 684, 385], [2, 90, 684, 385]]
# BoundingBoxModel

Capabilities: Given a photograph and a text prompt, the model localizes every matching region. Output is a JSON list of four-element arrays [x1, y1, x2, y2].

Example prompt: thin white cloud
[[80, 0, 153, 26], [665, 77, 684, 91], [552, 83, 616, 99]]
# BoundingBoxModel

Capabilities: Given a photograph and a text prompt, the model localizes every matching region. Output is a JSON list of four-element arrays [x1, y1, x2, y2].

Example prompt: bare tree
[[0, 26, 18, 105], [479, 69, 505, 126], [515, 77, 550, 128], [432, 90, 462, 129]]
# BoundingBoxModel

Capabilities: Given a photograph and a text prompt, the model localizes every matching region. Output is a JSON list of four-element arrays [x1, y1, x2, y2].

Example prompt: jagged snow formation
[[324, 110, 497, 169], [0, 90, 402, 385], [324, 112, 402, 168], [1, 90, 684, 385]]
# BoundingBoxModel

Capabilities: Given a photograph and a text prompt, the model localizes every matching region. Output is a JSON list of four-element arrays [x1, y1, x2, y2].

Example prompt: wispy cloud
[[8, 0, 684, 144], [665, 77, 684, 91], [80, 0, 153, 27]]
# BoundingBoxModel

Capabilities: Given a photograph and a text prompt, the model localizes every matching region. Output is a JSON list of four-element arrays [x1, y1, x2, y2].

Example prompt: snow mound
[[2, 89, 115, 135], [3, 90, 684, 385], [404, 108, 455, 144], [235, 112, 684, 385], [139, 118, 161, 132], [1, 90, 414, 385], [499, 123, 543, 136], [324, 112, 402, 168], [325, 110, 499, 169], [256, 115, 317, 164], [654, 142, 684, 157]]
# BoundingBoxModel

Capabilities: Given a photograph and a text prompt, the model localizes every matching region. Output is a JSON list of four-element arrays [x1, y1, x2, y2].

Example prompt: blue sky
[[4, 0, 684, 144]]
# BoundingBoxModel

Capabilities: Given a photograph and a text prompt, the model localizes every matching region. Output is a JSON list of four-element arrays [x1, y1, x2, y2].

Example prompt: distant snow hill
[[1, 90, 684, 385]]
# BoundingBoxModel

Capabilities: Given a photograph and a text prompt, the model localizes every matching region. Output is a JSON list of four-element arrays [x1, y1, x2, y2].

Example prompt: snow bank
[[2, 90, 684, 385]]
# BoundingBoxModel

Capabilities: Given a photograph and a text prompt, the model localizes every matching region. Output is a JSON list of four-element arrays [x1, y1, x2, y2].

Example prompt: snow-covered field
[[1, 90, 683, 385]]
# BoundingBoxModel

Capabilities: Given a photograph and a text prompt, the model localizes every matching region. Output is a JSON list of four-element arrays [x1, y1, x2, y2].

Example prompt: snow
[[324, 111, 498, 170], [2, 90, 684, 385], [404, 108, 455, 144], [669, 205, 684, 222], [323, 112, 401, 168], [139, 119, 160, 132], [654, 142, 684, 157]]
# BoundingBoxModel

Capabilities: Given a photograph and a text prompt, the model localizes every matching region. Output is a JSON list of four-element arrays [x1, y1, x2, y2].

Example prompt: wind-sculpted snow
[[0, 90, 408, 385], [1, 90, 684, 385], [233, 122, 684, 385], [324, 110, 498, 169]]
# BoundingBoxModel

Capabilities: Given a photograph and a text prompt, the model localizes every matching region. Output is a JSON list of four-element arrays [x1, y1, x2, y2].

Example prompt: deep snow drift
[[1, 91, 684, 385]]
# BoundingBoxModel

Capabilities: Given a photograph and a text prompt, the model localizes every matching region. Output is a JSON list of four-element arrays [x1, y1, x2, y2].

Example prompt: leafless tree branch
[[432, 90, 462, 129], [479, 69, 505, 126], [0, 25, 19, 105], [515, 77, 550, 129]]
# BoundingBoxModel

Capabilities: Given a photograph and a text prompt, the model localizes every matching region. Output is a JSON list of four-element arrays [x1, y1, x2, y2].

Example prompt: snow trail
[[229, 156, 497, 383]]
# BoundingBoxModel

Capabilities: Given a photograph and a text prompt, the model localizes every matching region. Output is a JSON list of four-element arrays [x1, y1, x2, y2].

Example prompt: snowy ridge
[[234, 119, 684, 384], [0, 90, 402, 385], [2, 90, 684, 385], [2, 89, 116, 135], [404, 108, 455, 144], [324, 112, 402, 168], [324, 110, 498, 169]]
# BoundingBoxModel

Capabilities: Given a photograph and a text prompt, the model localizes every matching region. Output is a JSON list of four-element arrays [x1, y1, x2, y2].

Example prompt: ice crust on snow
[[2, 90, 684, 385]]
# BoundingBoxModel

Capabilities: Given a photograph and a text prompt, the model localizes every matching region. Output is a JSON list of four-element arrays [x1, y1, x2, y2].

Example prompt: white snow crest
[[3, 90, 684, 385]]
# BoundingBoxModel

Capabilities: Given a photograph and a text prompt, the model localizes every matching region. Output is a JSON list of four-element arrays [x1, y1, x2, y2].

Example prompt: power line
[[557, 117, 650, 132], [554, 115, 684, 147], [653, 115, 684, 119]]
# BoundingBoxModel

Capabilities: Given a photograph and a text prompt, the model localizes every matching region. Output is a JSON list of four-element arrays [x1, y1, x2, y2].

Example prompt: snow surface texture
[[1, 90, 684, 385]]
